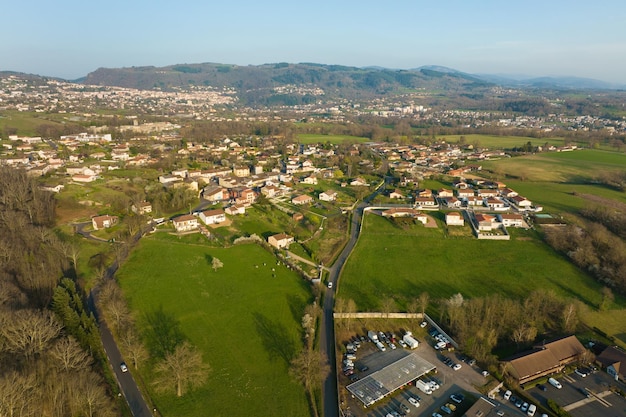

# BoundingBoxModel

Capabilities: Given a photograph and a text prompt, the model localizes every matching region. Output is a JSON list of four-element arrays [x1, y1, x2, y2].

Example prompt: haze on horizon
[[2, 0, 626, 84]]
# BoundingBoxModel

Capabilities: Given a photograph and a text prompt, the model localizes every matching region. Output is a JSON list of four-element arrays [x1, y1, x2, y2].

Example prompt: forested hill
[[82, 62, 491, 104]]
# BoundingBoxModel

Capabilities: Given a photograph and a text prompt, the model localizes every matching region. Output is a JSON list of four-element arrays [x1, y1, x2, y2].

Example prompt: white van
[[527, 404, 537, 416], [548, 377, 562, 389]]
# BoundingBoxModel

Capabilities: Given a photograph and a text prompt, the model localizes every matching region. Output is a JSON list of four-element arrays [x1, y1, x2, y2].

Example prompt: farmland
[[116, 238, 310, 417], [297, 133, 370, 144], [339, 213, 615, 312]]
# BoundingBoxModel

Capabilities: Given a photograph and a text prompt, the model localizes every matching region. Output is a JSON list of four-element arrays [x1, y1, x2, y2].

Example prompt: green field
[[339, 213, 608, 312], [296, 133, 370, 144], [438, 134, 566, 149], [117, 238, 310, 417]]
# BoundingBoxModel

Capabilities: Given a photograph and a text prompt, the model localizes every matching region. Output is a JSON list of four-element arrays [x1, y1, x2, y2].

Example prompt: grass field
[[339, 213, 613, 312], [117, 238, 310, 417], [296, 133, 370, 144], [438, 134, 566, 149]]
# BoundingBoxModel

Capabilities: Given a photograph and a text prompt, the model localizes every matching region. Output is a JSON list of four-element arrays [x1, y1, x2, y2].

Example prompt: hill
[[81, 62, 492, 105]]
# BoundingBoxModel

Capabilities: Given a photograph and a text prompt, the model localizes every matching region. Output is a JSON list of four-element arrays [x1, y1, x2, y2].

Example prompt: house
[[389, 189, 404, 199], [596, 346, 626, 381], [292, 194, 313, 205], [417, 189, 433, 198], [172, 214, 198, 232], [414, 196, 437, 207], [233, 166, 250, 177], [500, 187, 519, 198], [199, 209, 226, 225], [234, 188, 256, 206], [92, 215, 118, 230], [498, 213, 524, 227], [225, 204, 246, 216], [464, 195, 483, 206], [381, 208, 428, 224], [159, 174, 182, 185], [203, 186, 226, 202], [261, 185, 280, 198], [484, 197, 507, 210], [510, 195, 533, 209], [441, 196, 462, 208], [503, 335, 586, 385], [268, 233, 294, 249], [319, 190, 337, 202], [477, 189, 499, 197], [446, 212, 464, 226], [437, 188, 454, 198], [474, 213, 497, 231], [131, 201, 152, 215], [302, 175, 317, 185], [72, 174, 97, 183], [456, 189, 475, 198], [350, 177, 369, 186]]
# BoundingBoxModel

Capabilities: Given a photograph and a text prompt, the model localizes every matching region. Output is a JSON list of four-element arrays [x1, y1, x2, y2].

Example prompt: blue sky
[[3, 0, 626, 83]]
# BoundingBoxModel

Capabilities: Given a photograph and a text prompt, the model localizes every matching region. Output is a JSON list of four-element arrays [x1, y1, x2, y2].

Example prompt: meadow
[[339, 213, 611, 312], [116, 238, 311, 417], [296, 133, 370, 144], [438, 134, 566, 149]]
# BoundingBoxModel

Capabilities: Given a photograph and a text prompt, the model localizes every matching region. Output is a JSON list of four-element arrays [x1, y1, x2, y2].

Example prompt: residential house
[[261, 185, 280, 198], [498, 213, 524, 227], [159, 174, 182, 185], [456, 189, 475, 199], [389, 189, 404, 199], [510, 195, 533, 210], [484, 197, 507, 210], [172, 168, 188, 178], [233, 166, 250, 177], [477, 189, 499, 198], [596, 346, 626, 381], [319, 190, 338, 202], [292, 194, 313, 205], [203, 186, 226, 202], [464, 195, 483, 206], [131, 201, 152, 215], [381, 208, 428, 224], [414, 196, 437, 207], [503, 335, 586, 385], [350, 177, 369, 186], [235, 188, 256, 206], [437, 188, 454, 198], [446, 212, 464, 226], [302, 174, 318, 185], [92, 215, 118, 230], [417, 189, 433, 198], [225, 204, 246, 216], [199, 209, 226, 225], [474, 213, 497, 231], [172, 214, 198, 232], [72, 174, 97, 183], [268, 233, 294, 249], [500, 187, 519, 198]]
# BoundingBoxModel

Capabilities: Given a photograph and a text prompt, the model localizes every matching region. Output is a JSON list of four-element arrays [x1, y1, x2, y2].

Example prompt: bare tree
[[121, 329, 149, 370], [290, 348, 330, 417], [152, 342, 210, 397], [561, 302, 578, 333], [211, 257, 224, 272], [50, 336, 92, 371], [418, 291, 430, 316], [0, 370, 37, 417], [0, 308, 62, 358], [380, 297, 396, 318]]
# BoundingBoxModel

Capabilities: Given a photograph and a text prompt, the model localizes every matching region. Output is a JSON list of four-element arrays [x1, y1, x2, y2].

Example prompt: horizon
[[2, 0, 626, 84]]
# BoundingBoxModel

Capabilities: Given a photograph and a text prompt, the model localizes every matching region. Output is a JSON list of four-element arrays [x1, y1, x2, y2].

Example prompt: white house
[[319, 190, 337, 202], [498, 213, 524, 227], [268, 233, 294, 249], [172, 214, 198, 232], [446, 212, 465, 226], [199, 209, 226, 225]]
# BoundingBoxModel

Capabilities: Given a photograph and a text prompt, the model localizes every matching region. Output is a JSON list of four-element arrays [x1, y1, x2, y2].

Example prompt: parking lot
[[526, 370, 626, 417], [341, 328, 489, 417]]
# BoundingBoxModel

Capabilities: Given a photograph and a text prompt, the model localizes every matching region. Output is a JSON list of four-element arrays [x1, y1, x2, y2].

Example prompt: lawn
[[296, 133, 370, 144], [438, 134, 566, 149], [339, 213, 606, 312], [117, 238, 310, 417]]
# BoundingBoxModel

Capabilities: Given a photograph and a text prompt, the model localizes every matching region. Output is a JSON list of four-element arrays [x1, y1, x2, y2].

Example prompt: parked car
[[521, 402, 529, 412], [408, 397, 420, 407], [445, 403, 457, 412], [574, 368, 588, 377], [548, 377, 562, 389], [440, 405, 452, 415], [120, 362, 128, 373], [420, 321, 428, 328], [452, 363, 462, 371], [503, 390, 511, 400], [400, 403, 410, 414], [537, 384, 547, 391], [450, 393, 464, 403]]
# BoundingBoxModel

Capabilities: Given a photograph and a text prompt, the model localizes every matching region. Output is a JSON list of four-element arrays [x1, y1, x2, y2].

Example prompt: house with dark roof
[[596, 346, 626, 381], [503, 335, 586, 385]]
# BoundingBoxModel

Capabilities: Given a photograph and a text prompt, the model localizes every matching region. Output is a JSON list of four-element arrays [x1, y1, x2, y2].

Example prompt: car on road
[[408, 397, 420, 407], [327, 281, 333, 289], [120, 362, 128, 373]]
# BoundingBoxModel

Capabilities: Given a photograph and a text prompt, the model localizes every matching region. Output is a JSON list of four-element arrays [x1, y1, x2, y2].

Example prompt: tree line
[[0, 167, 118, 417]]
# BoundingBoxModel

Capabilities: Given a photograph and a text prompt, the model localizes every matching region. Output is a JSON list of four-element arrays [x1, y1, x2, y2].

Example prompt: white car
[[120, 362, 128, 373], [408, 397, 420, 407], [420, 321, 428, 328], [452, 363, 462, 371], [327, 281, 333, 289]]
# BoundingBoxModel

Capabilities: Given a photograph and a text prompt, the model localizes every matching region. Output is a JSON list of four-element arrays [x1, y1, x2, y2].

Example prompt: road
[[321, 178, 388, 417]]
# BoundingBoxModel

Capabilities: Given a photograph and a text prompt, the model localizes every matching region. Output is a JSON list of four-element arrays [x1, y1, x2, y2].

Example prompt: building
[[202, 186, 226, 202], [382, 208, 428, 224], [225, 204, 246, 215], [131, 201, 152, 215], [268, 233, 294, 249], [92, 215, 118, 230], [498, 213, 524, 227], [172, 214, 198, 232], [319, 190, 337, 202], [389, 189, 404, 199], [292, 194, 313, 205], [503, 335, 587, 385], [199, 209, 226, 225], [446, 212, 464, 226], [596, 346, 626, 381], [474, 213, 496, 231]]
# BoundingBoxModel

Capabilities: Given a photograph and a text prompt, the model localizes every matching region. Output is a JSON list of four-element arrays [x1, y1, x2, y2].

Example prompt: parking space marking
[[563, 390, 612, 411]]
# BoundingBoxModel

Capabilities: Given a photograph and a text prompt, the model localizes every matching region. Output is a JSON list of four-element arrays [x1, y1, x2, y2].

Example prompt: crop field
[[438, 134, 566, 149], [117, 238, 310, 417], [339, 213, 608, 312], [296, 133, 370, 144]]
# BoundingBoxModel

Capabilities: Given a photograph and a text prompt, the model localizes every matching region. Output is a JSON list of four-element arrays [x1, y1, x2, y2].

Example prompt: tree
[[600, 286, 614, 311], [50, 336, 92, 371], [121, 328, 149, 370], [211, 257, 224, 272], [290, 348, 330, 417], [0, 308, 61, 359], [152, 342, 210, 397], [561, 302, 578, 333], [418, 291, 430, 316], [380, 297, 396, 318]]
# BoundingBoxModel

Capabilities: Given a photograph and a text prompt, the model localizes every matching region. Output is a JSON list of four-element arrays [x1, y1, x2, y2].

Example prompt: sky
[[2, 0, 626, 84]]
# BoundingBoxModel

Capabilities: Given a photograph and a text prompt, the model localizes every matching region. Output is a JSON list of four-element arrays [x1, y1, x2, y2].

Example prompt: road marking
[[562, 390, 612, 411]]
